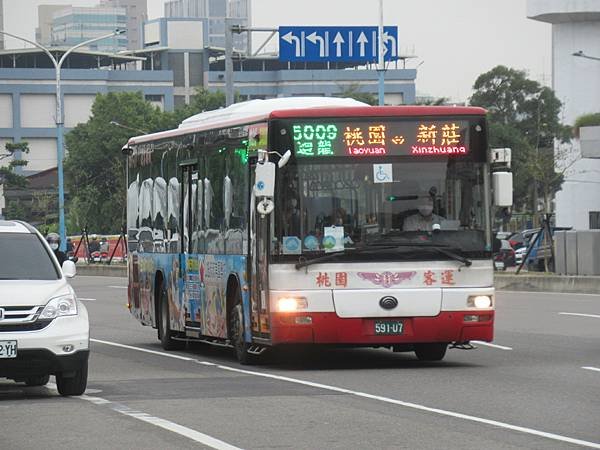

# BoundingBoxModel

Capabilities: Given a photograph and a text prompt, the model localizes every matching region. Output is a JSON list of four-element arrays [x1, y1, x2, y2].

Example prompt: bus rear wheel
[[414, 343, 448, 361], [159, 287, 185, 351]]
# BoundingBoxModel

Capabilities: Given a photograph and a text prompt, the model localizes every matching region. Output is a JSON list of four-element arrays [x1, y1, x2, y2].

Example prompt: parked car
[[494, 239, 516, 270], [508, 228, 539, 250], [0, 220, 89, 396]]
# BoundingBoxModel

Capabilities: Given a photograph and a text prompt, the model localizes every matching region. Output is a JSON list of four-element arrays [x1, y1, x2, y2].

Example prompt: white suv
[[0, 220, 89, 396]]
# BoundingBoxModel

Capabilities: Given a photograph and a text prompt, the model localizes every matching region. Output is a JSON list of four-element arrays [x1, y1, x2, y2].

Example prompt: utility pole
[[225, 18, 234, 107]]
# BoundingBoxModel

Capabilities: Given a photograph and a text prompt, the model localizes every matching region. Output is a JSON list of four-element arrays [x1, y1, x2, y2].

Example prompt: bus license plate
[[0, 340, 17, 359], [374, 321, 404, 335]]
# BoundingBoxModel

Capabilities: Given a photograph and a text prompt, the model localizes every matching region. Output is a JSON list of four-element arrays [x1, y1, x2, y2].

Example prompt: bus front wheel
[[414, 343, 448, 361], [230, 302, 253, 365]]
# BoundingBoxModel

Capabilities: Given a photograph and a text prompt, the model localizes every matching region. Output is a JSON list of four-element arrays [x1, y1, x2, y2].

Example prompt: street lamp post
[[0, 29, 125, 251], [572, 50, 600, 62]]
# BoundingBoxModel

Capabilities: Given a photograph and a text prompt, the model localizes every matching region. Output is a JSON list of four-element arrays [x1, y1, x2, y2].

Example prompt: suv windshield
[[0, 233, 59, 280], [273, 159, 490, 261]]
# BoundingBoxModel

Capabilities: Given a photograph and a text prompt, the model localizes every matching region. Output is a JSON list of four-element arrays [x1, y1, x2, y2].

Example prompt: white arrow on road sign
[[383, 32, 397, 57], [307, 31, 327, 58], [357, 32, 368, 57], [333, 32, 345, 57], [282, 31, 301, 57]]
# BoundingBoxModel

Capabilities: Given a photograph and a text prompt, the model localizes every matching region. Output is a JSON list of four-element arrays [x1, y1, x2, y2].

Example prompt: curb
[[495, 274, 600, 295], [76, 264, 126, 277], [74, 266, 599, 295]]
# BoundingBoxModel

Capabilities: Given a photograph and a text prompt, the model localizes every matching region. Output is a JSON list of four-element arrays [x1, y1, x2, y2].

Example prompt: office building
[[51, 6, 128, 52], [36, 5, 70, 46], [99, 0, 148, 50], [528, 0, 600, 230]]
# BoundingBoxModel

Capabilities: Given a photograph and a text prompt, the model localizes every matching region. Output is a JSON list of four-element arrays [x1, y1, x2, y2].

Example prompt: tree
[[336, 83, 378, 105], [1, 142, 30, 220], [64, 92, 170, 234], [470, 66, 571, 212]]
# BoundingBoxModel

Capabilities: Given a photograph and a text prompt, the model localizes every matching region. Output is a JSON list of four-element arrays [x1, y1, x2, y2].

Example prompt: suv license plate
[[0, 340, 17, 359], [374, 321, 404, 335]]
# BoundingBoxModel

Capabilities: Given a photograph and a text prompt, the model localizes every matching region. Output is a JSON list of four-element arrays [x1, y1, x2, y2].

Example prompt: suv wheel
[[56, 360, 88, 396], [25, 375, 50, 387]]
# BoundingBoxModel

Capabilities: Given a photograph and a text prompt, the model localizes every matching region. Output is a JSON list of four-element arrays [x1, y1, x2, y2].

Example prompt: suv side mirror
[[62, 260, 77, 278]]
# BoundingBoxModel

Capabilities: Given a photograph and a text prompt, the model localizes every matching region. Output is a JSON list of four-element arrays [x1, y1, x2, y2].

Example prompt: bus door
[[179, 162, 199, 328], [249, 161, 271, 341]]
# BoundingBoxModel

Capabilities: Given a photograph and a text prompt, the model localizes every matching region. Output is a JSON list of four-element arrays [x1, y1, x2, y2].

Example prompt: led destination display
[[290, 120, 470, 158]]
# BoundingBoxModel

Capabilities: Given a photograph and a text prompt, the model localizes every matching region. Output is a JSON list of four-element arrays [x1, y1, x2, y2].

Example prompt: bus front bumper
[[270, 311, 494, 345]]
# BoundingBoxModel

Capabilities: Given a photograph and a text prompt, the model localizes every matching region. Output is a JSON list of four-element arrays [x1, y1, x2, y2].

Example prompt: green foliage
[[336, 84, 378, 105], [573, 112, 600, 138], [470, 65, 570, 212], [64, 92, 170, 234], [1, 141, 30, 220]]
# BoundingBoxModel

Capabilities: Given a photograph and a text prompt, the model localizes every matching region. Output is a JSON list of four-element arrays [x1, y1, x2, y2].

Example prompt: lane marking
[[79, 298, 96, 302], [559, 312, 600, 319], [109, 286, 128, 289], [582, 367, 600, 373], [471, 341, 513, 351], [90, 338, 194, 362], [499, 290, 600, 298], [92, 339, 600, 449], [46, 383, 242, 450]]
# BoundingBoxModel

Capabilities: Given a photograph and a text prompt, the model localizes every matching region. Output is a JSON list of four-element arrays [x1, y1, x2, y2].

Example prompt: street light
[[0, 29, 126, 251], [572, 50, 600, 61], [109, 120, 148, 135]]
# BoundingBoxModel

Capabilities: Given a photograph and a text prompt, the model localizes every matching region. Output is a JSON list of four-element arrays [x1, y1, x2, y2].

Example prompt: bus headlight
[[467, 295, 493, 309], [277, 297, 308, 312]]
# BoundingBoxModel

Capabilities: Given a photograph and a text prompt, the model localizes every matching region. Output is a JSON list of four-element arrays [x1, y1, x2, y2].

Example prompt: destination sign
[[287, 120, 470, 158]]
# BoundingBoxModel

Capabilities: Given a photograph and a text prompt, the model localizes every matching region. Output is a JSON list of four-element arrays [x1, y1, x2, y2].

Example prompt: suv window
[[0, 233, 60, 280]]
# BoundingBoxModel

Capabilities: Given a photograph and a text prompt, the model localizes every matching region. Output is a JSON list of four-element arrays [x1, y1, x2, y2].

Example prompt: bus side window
[[206, 150, 224, 254]]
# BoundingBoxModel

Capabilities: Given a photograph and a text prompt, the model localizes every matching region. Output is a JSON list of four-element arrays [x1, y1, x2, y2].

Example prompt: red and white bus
[[124, 97, 511, 363]]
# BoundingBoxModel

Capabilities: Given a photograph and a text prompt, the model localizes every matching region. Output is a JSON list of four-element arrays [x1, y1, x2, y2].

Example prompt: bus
[[124, 97, 512, 364]]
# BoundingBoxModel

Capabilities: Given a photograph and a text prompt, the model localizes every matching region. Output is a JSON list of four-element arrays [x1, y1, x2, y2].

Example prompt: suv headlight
[[40, 295, 78, 319]]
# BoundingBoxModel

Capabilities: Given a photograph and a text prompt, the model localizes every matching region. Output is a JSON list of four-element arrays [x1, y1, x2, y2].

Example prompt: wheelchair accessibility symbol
[[373, 164, 393, 183]]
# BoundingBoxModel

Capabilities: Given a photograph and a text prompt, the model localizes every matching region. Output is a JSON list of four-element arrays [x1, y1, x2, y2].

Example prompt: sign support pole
[[225, 18, 234, 107], [377, 0, 385, 106]]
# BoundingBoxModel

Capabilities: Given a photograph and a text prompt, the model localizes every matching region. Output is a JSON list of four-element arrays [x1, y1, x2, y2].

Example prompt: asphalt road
[[2, 276, 599, 450]]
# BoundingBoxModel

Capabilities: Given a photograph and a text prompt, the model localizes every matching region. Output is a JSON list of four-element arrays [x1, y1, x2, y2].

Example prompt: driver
[[403, 194, 444, 232]]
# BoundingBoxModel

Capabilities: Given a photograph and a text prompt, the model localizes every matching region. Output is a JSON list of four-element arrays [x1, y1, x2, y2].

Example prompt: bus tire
[[230, 301, 253, 365], [414, 343, 447, 361], [159, 286, 185, 351]]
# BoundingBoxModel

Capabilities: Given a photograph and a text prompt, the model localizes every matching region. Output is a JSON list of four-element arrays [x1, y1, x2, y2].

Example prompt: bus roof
[[126, 97, 486, 146]]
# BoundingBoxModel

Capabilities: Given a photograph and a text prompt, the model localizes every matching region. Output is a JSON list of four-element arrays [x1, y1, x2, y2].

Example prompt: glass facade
[[51, 7, 128, 52]]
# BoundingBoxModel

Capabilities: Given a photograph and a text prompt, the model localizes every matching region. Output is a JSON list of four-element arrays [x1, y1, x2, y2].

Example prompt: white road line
[[582, 367, 600, 373], [46, 383, 242, 450], [559, 312, 600, 319], [78, 298, 96, 302], [108, 285, 128, 289], [90, 338, 194, 362], [92, 339, 600, 449], [471, 341, 513, 351], [499, 290, 600, 298]]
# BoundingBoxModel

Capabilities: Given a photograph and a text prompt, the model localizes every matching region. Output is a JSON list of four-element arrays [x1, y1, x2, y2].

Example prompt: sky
[[2, 0, 552, 102]]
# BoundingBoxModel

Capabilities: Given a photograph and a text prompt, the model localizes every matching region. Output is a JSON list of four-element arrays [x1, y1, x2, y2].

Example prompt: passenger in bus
[[403, 195, 444, 232]]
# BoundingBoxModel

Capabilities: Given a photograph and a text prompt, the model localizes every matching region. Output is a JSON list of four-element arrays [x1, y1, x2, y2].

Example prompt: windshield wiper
[[294, 242, 471, 270], [294, 245, 400, 270]]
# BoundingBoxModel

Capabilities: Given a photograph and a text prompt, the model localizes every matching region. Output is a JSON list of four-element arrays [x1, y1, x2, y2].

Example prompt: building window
[[590, 211, 600, 229]]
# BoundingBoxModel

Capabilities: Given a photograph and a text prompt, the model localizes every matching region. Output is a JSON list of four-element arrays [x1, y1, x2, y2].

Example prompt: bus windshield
[[273, 158, 490, 260]]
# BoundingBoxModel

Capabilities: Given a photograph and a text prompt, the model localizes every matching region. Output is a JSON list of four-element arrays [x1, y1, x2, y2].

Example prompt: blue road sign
[[279, 26, 398, 63]]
